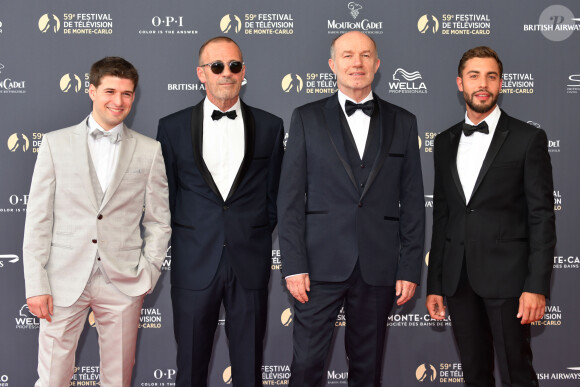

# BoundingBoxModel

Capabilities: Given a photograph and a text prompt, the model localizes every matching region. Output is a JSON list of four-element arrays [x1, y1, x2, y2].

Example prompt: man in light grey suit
[[23, 57, 171, 387]]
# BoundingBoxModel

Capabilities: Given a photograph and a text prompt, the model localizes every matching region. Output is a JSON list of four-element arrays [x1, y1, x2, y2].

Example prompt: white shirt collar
[[204, 97, 241, 118], [337, 90, 373, 116], [464, 104, 501, 136], [87, 113, 123, 136]]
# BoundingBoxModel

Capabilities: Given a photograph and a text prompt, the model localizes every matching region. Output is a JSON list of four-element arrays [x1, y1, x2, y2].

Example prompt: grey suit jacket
[[23, 118, 171, 307]]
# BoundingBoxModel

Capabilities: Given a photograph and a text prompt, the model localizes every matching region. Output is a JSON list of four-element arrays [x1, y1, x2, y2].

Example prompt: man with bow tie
[[278, 31, 425, 386], [426, 46, 556, 386], [156, 36, 284, 386], [23, 57, 171, 386]]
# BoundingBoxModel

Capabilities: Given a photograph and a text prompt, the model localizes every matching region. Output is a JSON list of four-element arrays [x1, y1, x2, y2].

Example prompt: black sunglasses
[[200, 60, 244, 74]]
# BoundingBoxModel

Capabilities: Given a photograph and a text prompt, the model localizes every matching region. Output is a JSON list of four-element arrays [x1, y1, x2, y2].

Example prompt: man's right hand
[[27, 295, 54, 322], [286, 274, 310, 303], [426, 294, 446, 320]]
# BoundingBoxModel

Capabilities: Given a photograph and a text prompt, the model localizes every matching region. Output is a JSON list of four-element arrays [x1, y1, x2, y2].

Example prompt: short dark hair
[[458, 46, 503, 77], [330, 31, 378, 59], [198, 36, 243, 65], [89, 57, 139, 90]]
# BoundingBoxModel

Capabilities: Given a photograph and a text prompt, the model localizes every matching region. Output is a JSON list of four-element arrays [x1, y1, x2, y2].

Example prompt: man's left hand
[[396, 280, 417, 306], [517, 292, 546, 324]]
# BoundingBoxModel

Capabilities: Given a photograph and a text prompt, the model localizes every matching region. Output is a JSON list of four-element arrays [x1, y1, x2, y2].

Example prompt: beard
[[464, 89, 498, 114]]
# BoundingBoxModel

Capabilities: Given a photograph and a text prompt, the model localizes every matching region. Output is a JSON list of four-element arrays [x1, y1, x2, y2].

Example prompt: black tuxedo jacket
[[427, 110, 556, 298], [157, 99, 284, 290], [278, 93, 425, 286]]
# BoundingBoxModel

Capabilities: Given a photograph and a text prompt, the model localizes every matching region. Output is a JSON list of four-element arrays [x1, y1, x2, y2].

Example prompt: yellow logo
[[281, 74, 303, 93], [416, 363, 437, 382], [220, 14, 242, 34], [38, 14, 61, 33], [281, 308, 293, 326], [88, 311, 97, 327], [223, 366, 232, 384], [7, 133, 29, 152], [60, 73, 82, 93], [418, 15, 439, 34]]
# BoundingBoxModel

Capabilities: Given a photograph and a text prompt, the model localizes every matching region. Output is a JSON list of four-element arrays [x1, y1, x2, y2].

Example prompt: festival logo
[[418, 15, 439, 34], [263, 365, 291, 384], [39, 12, 114, 35], [281, 308, 293, 326], [38, 14, 61, 33], [60, 73, 83, 93], [416, 363, 437, 382], [7, 133, 29, 152], [220, 14, 242, 34], [418, 13, 491, 36], [501, 73, 534, 94], [223, 366, 232, 384], [281, 74, 303, 93]]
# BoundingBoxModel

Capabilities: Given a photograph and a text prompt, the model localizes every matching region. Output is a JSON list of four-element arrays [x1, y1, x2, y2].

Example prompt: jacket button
[[358, 202, 363, 208], [97, 214, 103, 220], [97, 257, 101, 261], [223, 205, 229, 210], [466, 207, 473, 214], [92, 239, 97, 244]]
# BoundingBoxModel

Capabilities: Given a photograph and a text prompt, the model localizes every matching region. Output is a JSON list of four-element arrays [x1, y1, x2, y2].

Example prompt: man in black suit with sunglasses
[[157, 36, 284, 386]]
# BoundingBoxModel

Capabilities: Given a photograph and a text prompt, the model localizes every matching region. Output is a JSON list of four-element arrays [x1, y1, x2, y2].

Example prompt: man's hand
[[517, 292, 545, 324], [286, 274, 310, 303], [426, 294, 446, 320], [395, 280, 417, 306], [27, 295, 54, 322]]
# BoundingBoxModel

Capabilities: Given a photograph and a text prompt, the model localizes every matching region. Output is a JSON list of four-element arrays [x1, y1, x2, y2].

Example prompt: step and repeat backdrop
[[1, 1, 579, 386]]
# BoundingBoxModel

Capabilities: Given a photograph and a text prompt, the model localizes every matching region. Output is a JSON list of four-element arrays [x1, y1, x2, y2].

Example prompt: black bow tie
[[462, 121, 489, 136], [345, 100, 374, 117], [211, 110, 237, 121]]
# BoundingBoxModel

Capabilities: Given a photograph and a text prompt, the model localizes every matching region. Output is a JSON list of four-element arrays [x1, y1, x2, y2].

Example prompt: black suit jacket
[[427, 110, 556, 298], [278, 93, 425, 286], [157, 99, 284, 290]]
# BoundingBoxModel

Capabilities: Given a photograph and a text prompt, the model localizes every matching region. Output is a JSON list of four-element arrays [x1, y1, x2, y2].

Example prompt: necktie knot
[[91, 128, 120, 144], [462, 121, 489, 136], [345, 100, 374, 117], [212, 110, 237, 121]]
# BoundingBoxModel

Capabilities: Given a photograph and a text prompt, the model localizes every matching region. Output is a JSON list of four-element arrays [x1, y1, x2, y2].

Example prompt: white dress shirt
[[456, 105, 501, 203], [338, 90, 373, 158], [202, 98, 244, 200], [87, 114, 122, 193]]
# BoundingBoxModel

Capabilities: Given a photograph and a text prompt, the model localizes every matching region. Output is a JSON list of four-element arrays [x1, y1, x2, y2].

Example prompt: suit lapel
[[225, 100, 255, 201], [448, 124, 466, 204], [361, 96, 393, 200], [469, 111, 509, 203], [72, 119, 99, 212], [190, 100, 222, 201], [100, 125, 136, 210], [323, 94, 357, 190]]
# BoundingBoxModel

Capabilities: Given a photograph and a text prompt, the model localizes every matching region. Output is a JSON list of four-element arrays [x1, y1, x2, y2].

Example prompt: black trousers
[[289, 262, 396, 387], [446, 261, 539, 387], [171, 256, 268, 387]]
